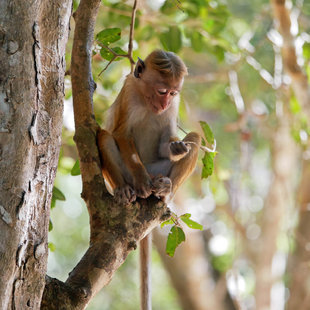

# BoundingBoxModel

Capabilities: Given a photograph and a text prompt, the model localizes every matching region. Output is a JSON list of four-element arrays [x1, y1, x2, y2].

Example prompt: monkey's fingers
[[114, 185, 136, 205], [170, 141, 189, 155], [135, 185, 152, 199], [124, 186, 136, 203]]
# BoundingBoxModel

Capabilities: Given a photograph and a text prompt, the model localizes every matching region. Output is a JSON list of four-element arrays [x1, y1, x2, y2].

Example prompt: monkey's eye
[[170, 91, 178, 96], [157, 89, 167, 95]]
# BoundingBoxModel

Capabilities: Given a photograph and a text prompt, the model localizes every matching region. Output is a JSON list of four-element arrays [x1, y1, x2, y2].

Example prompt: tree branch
[[42, 0, 170, 308], [128, 0, 138, 72]]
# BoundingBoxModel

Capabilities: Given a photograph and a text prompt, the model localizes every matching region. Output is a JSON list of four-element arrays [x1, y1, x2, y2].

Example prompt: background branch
[[98, 0, 138, 75]]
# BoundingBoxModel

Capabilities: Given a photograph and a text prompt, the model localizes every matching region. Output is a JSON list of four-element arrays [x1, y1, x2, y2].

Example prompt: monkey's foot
[[134, 181, 153, 199], [114, 185, 136, 205], [152, 176, 172, 201]]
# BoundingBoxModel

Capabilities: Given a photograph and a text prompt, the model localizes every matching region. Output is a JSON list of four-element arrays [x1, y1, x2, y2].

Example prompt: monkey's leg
[[97, 129, 136, 204], [113, 135, 153, 199], [169, 132, 201, 195]]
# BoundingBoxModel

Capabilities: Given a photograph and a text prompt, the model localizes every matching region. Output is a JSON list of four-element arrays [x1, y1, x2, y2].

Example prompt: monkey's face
[[151, 78, 183, 114], [139, 69, 184, 115]]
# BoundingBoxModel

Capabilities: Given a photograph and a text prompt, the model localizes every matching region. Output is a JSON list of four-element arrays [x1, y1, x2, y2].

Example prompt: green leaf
[[100, 46, 127, 62], [160, 0, 177, 15], [190, 31, 205, 52], [290, 95, 301, 115], [213, 45, 225, 62], [136, 25, 155, 41], [96, 28, 121, 45], [159, 26, 182, 53], [180, 213, 203, 230], [49, 218, 53, 232], [303, 42, 310, 60], [203, 5, 229, 35], [48, 242, 56, 252], [199, 121, 215, 144], [183, 2, 200, 18], [166, 226, 186, 257], [51, 197, 56, 209], [71, 160, 81, 176], [73, 0, 79, 11], [161, 218, 175, 228], [52, 186, 66, 201], [307, 64, 310, 82], [201, 151, 216, 179]]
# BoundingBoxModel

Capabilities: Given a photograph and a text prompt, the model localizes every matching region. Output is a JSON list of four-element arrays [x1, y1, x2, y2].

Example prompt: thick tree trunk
[[0, 0, 71, 309]]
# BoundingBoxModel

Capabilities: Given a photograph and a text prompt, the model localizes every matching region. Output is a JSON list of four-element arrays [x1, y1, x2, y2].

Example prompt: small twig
[[96, 42, 131, 75], [98, 55, 117, 75], [177, 124, 188, 135], [175, 0, 185, 13], [245, 55, 274, 86], [128, 0, 138, 72], [228, 70, 245, 114], [186, 140, 217, 153], [178, 124, 217, 153], [96, 43, 123, 75], [97, 0, 138, 75]]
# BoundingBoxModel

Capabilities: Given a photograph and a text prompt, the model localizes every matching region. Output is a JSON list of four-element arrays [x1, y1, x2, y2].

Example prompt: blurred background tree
[[48, 0, 310, 309]]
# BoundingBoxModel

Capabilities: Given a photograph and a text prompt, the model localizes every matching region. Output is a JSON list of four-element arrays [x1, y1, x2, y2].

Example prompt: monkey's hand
[[170, 141, 190, 161], [152, 176, 172, 201], [114, 185, 136, 205]]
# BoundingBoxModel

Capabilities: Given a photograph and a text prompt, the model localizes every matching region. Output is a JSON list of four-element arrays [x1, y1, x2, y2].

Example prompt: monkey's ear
[[134, 57, 146, 78]]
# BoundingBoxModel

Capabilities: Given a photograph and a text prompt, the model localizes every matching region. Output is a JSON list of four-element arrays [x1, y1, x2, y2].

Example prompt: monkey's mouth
[[149, 102, 161, 113], [150, 101, 168, 114]]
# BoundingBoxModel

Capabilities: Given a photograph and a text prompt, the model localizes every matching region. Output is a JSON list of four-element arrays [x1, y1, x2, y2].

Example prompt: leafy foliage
[[51, 186, 66, 210], [180, 213, 203, 230], [159, 26, 182, 53], [200, 121, 217, 179], [96, 27, 127, 62], [166, 226, 186, 257], [200, 120, 215, 145], [71, 160, 81, 176], [48, 242, 56, 252], [202, 151, 216, 178], [162, 212, 203, 257], [96, 28, 122, 45], [303, 42, 310, 60], [49, 219, 53, 232]]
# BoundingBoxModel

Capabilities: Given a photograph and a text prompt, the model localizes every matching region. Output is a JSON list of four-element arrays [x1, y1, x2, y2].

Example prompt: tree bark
[[0, 0, 71, 309]]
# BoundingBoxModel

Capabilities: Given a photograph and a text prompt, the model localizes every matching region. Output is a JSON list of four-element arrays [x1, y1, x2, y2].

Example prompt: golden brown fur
[[97, 50, 200, 204]]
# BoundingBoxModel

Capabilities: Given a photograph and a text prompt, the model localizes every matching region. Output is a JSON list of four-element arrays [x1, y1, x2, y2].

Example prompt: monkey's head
[[134, 50, 188, 114]]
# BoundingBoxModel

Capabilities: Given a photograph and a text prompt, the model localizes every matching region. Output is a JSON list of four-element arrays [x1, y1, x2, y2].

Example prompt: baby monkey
[[97, 50, 200, 205]]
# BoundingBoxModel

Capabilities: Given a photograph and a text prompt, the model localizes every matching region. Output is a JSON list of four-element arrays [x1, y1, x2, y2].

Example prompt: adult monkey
[[97, 50, 200, 309]]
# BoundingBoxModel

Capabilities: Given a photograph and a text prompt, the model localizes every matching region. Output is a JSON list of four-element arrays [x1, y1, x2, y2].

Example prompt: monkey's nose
[[161, 98, 169, 109]]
